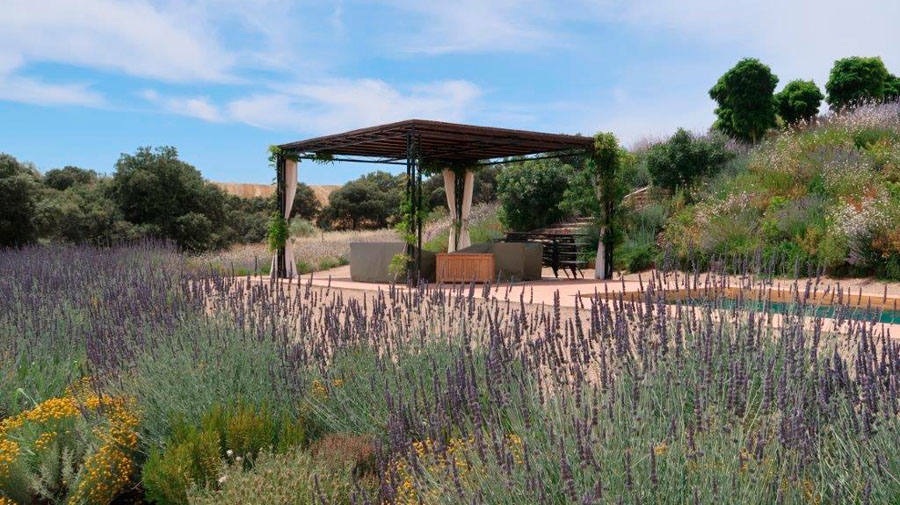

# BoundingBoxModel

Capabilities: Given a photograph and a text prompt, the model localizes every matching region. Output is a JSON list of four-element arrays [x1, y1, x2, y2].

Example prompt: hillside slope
[[661, 102, 900, 279]]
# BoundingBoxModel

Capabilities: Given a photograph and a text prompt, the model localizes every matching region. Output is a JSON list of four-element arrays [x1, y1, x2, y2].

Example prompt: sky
[[1, 0, 899, 185]]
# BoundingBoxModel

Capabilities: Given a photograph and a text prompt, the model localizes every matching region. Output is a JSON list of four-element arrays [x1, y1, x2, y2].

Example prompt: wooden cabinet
[[436, 253, 495, 283]]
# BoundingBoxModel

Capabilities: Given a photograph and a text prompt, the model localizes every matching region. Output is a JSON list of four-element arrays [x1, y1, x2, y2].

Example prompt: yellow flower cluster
[[0, 438, 20, 479], [0, 495, 19, 505], [0, 381, 140, 505], [311, 378, 345, 399], [67, 397, 140, 505], [390, 434, 524, 504], [0, 397, 79, 436], [654, 442, 668, 455], [311, 380, 328, 399], [33, 432, 58, 451]]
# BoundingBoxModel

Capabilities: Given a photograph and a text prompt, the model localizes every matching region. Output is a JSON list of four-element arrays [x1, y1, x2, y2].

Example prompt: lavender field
[[1, 243, 899, 504]]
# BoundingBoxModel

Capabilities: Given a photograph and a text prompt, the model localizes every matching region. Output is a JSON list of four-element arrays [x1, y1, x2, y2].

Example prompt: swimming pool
[[589, 286, 900, 324], [681, 297, 900, 324]]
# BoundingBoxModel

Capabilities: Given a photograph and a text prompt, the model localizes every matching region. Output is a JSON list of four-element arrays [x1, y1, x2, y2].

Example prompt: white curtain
[[442, 168, 458, 252], [595, 226, 606, 279], [271, 158, 299, 279], [458, 169, 475, 250]]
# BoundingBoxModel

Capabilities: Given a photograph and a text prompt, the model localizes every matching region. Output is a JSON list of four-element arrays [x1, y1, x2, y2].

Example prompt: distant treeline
[[0, 146, 502, 252], [0, 147, 320, 252]]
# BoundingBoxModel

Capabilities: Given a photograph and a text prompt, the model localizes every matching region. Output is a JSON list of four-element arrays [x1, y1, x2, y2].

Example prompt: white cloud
[[0, 0, 234, 83], [140, 89, 223, 122], [228, 79, 482, 133], [0, 75, 105, 107], [226, 94, 297, 130], [382, 0, 564, 54]]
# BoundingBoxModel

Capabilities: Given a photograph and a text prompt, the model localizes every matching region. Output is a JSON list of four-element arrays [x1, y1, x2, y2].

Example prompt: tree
[[646, 129, 734, 193], [825, 57, 891, 109], [775, 79, 824, 125], [34, 179, 133, 245], [290, 182, 321, 220], [319, 171, 402, 230], [43, 166, 98, 191], [0, 153, 41, 247], [589, 133, 626, 279], [496, 159, 572, 232], [111, 146, 229, 251], [221, 194, 271, 244], [709, 58, 779, 143], [886, 74, 900, 99]]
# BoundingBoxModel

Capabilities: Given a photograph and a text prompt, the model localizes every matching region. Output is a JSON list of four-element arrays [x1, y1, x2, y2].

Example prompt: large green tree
[[646, 129, 734, 193], [289, 182, 321, 220], [825, 56, 891, 109], [0, 153, 41, 247], [318, 171, 402, 230], [496, 158, 572, 232], [34, 178, 134, 245], [43, 166, 98, 191], [709, 58, 779, 143], [111, 146, 229, 251], [886, 74, 900, 99], [775, 79, 824, 125]]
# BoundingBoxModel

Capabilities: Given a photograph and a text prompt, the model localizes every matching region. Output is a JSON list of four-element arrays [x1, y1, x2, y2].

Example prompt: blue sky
[[2, 0, 898, 185]]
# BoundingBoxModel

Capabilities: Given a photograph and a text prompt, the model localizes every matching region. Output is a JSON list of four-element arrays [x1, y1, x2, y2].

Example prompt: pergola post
[[405, 132, 421, 284]]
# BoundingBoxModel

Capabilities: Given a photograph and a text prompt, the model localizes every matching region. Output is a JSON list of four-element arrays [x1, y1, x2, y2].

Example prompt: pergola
[[271, 119, 595, 280]]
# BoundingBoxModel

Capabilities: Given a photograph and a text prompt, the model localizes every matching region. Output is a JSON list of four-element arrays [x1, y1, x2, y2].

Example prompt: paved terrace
[[266, 265, 897, 306], [250, 265, 900, 335]]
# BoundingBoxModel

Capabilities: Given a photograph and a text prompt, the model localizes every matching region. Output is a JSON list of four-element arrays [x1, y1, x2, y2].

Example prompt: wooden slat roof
[[278, 119, 593, 161]]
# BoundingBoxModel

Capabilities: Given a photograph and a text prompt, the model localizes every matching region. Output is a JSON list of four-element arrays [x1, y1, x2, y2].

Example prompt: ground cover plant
[[2, 241, 899, 504]]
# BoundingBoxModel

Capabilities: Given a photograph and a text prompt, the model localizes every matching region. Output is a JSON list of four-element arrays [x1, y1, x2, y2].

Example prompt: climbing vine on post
[[590, 132, 624, 279], [266, 145, 300, 277]]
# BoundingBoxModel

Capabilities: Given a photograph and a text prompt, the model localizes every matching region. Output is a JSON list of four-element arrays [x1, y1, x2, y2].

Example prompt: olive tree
[[496, 159, 572, 232], [646, 129, 734, 194]]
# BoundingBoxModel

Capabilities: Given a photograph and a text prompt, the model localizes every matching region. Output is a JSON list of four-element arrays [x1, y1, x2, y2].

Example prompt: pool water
[[681, 297, 900, 324]]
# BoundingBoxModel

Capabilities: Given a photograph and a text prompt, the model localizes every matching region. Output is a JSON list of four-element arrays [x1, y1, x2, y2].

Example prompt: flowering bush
[[0, 381, 139, 505]]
